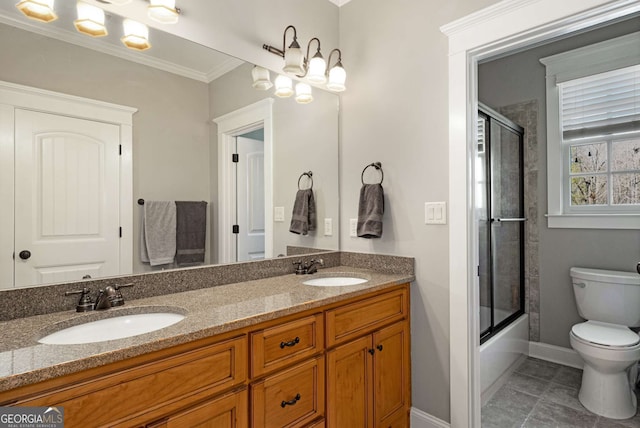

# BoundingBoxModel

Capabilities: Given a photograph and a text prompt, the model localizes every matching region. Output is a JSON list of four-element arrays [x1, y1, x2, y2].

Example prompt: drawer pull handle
[[377, 344, 383, 351], [280, 337, 300, 349], [281, 393, 301, 408]]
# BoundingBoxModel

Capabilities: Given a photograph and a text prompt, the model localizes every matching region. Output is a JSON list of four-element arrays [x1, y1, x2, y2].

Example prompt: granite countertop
[[0, 266, 413, 393]]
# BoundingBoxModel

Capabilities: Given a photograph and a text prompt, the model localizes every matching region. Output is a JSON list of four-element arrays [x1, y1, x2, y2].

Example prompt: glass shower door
[[478, 106, 525, 343]]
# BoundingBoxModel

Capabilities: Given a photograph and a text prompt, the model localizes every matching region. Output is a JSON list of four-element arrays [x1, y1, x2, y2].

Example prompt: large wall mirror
[[0, 2, 339, 290]]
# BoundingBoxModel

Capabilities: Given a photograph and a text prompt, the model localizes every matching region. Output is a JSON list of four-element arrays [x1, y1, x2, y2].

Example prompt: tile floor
[[482, 357, 640, 427]]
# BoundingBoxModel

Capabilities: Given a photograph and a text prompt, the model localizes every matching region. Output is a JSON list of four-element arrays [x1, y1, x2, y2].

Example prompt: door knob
[[637, 262, 640, 275], [19, 250, 31, 260]]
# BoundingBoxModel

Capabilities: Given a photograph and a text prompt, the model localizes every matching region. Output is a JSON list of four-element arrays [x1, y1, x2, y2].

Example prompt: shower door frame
[[478, 104, 525, 345]]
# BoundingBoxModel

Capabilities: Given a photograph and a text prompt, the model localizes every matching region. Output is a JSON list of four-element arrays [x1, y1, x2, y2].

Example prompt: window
[[541, 32, 640, 229]]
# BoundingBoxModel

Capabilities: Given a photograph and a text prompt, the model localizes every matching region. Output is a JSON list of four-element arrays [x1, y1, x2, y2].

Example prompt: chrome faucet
[[293, 258, 324, 275], [66, 283, 134, 312]]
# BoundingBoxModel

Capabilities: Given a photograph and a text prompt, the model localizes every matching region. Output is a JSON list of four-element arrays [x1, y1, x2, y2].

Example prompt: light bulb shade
[[327, 64, 346, 92], [252, 66, 273, 91], [121, 19, 151, 51], [105, 0, 132, 4], [74, 1, 107, 37], [295, 83, 313, 104], [307, 56, 327, 84], [148, 0, 179, 24], [16, 0, 57, 22], [283, 45, 304, 75], [274, 75, 294, 98]]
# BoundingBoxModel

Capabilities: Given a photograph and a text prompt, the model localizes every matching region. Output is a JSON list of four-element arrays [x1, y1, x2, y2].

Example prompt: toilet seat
[[571, 321, 640, 349]]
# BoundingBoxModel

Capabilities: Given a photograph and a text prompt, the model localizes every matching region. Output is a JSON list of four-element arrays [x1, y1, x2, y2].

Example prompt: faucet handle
[[293, 260, 306, 275], [65, 287, 95, 312], [114, 282, 134, 290], [111, 283, 134, 306]]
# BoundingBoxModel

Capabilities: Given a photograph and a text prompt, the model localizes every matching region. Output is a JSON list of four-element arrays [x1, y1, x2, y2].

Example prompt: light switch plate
[[350, 218, 358, 237], [324, 218, 333, 236], [425, 202, 447, 225], [274, 206, 285, 222]]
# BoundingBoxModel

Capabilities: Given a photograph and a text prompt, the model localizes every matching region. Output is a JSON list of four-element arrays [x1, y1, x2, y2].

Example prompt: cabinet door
[[147, 388, 248, 428], [326, 335, 373, 428], [373, 322, 410, 428]]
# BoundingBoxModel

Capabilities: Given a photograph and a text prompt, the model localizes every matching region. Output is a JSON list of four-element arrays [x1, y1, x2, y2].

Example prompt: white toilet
[[570, 267, 640, 419]]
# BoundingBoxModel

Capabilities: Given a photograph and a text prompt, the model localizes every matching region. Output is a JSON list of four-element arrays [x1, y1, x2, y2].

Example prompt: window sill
[[546, 213, 640, 229]]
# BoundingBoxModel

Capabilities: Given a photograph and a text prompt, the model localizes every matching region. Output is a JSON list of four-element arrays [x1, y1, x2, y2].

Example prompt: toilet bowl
[[570, 321, 640, 419], [569, 267, 640, 420]]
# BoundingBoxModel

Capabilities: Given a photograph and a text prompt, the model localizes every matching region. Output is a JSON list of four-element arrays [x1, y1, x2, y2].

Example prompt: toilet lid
[[572, 321, 640, 347]]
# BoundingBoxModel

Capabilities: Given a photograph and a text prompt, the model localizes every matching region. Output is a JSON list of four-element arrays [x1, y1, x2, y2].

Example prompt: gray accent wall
[[479, 17, 640, 349]]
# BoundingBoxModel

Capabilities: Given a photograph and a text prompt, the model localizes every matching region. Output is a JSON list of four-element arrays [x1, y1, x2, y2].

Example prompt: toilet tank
[[570, 267, 640, 327]]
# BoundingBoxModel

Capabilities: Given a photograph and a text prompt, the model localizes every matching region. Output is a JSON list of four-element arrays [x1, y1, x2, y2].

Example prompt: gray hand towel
[[357, 184, 384, 238], [289, 189, 316, 235], [175, 201, 208, 266], [140, 201, 176, 266]]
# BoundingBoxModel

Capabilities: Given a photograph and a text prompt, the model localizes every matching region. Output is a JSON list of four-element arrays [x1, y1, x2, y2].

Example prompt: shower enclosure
[[477, 104, 525, 344]]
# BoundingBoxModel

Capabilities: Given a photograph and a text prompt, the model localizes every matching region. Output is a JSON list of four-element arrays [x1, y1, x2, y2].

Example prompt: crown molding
[[440, 0, 537, 36]]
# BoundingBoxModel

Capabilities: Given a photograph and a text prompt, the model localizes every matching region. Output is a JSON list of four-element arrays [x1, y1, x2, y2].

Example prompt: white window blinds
[[559, 64, 640, 140]]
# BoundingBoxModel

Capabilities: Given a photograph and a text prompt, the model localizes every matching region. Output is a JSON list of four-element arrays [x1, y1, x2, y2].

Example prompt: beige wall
[[339, 0, 500, 422]]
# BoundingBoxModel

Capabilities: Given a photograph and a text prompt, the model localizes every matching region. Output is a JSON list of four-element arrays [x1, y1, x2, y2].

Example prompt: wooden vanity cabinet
[[325, 288, 410, 428]]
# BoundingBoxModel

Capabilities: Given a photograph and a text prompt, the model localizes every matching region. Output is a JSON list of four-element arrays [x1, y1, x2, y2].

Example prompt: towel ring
[[298, 171, 313, 190], [361, 162, 383, 185]]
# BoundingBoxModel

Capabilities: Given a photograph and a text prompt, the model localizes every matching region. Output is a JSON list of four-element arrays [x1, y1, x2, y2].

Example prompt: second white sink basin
[[39, 312, 185, 345], [303, 276, 369, 287]]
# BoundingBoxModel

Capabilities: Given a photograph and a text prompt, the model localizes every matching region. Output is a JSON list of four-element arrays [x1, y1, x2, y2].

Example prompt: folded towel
[[140, 201, 176, 266], [175, 201, 208, 266], [357, 184, 384, 238], [289, 189, 316, 235]]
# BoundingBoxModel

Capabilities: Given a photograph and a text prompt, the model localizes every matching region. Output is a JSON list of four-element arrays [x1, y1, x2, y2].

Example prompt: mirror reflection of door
[[235, 130, 265, 262], [14, 109, 122, 287]]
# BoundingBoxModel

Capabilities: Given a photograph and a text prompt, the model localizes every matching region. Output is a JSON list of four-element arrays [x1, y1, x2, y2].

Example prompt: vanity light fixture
[[326, 49, 346, 92], [251, 66, 273, 90], [274, 75, 294, 98], [263, 25, 346, 93], [74, 1, 107, 37], [104, 0, 132, 4], [121, 19, 151, 51], [15, 0, 58, 23], [148, 0, 179, 24], [295, 82, 313, 104]]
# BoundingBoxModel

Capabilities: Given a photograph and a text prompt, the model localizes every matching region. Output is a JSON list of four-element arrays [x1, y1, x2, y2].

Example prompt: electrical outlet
[[350, 218, 358, 237], [324, 218, 333, 236], [274, 206, 285, 222]]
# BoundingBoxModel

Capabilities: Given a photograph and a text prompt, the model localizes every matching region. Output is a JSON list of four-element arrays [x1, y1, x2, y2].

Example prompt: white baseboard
[[410, 407, 450, 428], [529, 341, 584, 369]]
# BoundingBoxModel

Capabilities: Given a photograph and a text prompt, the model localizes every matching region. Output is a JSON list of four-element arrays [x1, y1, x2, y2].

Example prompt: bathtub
[[480, 312, 529, 404]]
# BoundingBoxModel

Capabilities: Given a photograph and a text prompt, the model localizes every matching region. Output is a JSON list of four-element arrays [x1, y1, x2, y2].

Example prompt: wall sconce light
[[295, 82, 313, 104], [263, 25, 346, 93], [274, 75, 294, 98], [252, 66, 273, 91], [148, 0, 179, 24], [326, 49, 346, 92], [15, 0, 58, 23], [74, 1, 107, 37], [121, 19, 151, 51]]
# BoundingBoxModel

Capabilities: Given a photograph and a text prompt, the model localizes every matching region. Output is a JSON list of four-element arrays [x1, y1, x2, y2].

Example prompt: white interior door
[[236, 135, 265, 261], [14, 109, 121, 287]]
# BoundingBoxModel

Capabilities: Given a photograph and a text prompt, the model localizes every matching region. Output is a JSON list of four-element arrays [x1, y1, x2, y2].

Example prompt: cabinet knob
[[377, 344, 383, 352], [280, 337, 300, 349], [280, 393, 301, 408], [368, 348, 375, 355]]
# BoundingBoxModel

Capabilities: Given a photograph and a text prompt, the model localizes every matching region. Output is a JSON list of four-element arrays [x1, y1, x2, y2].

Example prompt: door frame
[[442, 1, 640, 426], [0, 80, 136, 288], [213, 98, 274, 264]]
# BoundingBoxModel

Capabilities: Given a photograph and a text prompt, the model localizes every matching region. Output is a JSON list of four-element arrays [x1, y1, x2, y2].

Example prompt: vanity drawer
[[251, 313, 324, 378], [19, 335, 247, 428], [325, 287, 408, 347], [251, 356, 325, 428]]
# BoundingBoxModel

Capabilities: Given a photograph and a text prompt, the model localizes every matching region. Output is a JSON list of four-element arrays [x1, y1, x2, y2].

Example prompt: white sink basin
[[303, 276, 369, 287], [39, 312, 185, 345]]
